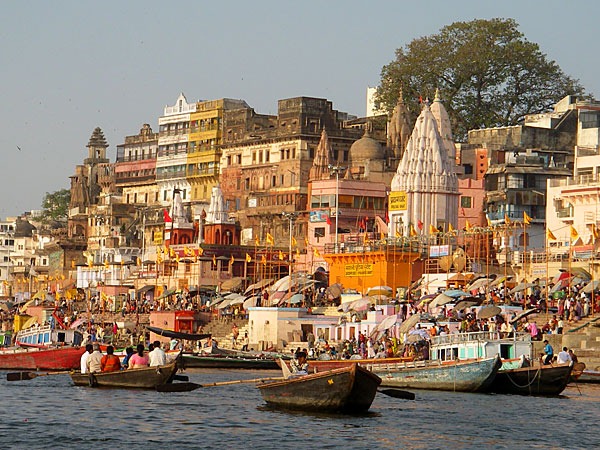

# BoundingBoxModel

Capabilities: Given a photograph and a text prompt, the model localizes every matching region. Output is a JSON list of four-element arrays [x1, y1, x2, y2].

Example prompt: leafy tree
[[376, 18, 587, 141], [40, 189, 71, 223]]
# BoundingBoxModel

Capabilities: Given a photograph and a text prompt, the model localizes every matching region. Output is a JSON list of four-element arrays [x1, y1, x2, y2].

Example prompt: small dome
[[349, 130, 385, 162]]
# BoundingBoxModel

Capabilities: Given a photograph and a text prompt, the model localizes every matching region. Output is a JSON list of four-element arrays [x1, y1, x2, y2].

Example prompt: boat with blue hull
[[367, 355, 501, 392]]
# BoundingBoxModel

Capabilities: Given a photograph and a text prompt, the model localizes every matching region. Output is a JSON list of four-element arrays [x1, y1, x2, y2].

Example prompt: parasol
[[443, 289, 470, 298], [509, 282, 534, 295], [287, 293, 305, 305], [509, 308, 538, 325], [477, 305, 502, 320], [452, 297, 481, 312], [466, 277, 494, 292], [429, 293, 454, 309], [366, 285, 393, 297], [243, 295, 258, 309], [583, 280, 600, 294], [397, 314, 421, 334]]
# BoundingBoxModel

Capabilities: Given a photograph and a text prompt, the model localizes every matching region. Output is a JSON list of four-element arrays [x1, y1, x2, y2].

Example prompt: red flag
[[418, 95, 423, 104], [326, 215, 331, 225], [384, 212, 389, 224], [417, 220, 423, 231], [163, 208, 172, 223]]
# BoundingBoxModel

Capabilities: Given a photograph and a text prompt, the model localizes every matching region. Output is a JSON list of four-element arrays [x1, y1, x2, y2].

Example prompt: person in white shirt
[[556, 347, 572, 364], [80, 344, 93, 374], [149, 340, 167, 366]]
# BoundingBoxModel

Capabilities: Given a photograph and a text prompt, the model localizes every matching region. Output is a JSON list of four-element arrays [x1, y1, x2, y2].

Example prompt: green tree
[[40, 189, 70, 223], [377, 18, 587, 141]]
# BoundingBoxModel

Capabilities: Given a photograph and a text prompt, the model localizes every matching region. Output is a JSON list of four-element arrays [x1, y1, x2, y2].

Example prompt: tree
[[40, 189, 71, 223], [376, 18, 587, 141]]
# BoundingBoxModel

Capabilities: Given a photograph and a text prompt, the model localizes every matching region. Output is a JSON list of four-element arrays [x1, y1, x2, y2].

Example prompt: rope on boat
[[504, 366, 541, 389]]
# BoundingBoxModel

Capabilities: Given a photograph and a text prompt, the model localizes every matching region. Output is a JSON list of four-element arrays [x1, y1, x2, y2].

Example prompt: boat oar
[[7, 370, 72, 382], [378, 388, 416, 400], [156, 376, 285, 393]]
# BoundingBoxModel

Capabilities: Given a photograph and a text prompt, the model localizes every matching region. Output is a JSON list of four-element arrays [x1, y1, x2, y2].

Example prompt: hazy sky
[[1, 1, 598, 218]]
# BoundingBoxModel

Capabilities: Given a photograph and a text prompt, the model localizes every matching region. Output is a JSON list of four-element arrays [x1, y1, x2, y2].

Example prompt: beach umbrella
[[466, 277, 494, 291], [490, 276, 509, 287], [325, 283, 343, 300], [477, 305, 502, 320], [243, 296, 258, 309], [217, 299, 232, 309], [244, 279, 274, 294], [69, 317, 87, 329], [429, 293, 454, 309], [366, 285, 393, 297], [223, 292, 241, 300], [0, 303, 9, 312], [287, 293, 305, 305], [510, 308, 538, 325], [443, 289, 470, 298], [228, 296, 246, 306], [375, 315, 399, 333], [571, 267, 592, 281], [22, 316, 38, 329], [452, 298, 481, 313], [398, 314, 422, 334], [348, 297, 373, 312], [583, 280, 600, 294], [508, 282, 534, 295]]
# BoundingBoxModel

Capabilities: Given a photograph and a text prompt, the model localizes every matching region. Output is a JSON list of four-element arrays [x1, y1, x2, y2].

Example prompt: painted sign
[[429, 245, 450, 257], [309, 210, 329, 223], [389, 191, 407, 211], [344, 263, 374, 277], [153, 231, 163, 245]]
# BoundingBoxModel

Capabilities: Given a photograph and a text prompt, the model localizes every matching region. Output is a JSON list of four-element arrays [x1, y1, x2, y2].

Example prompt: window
[[581, 111, 600, 129], [460, 196, 472, 208], [314, 227, 325, 238]]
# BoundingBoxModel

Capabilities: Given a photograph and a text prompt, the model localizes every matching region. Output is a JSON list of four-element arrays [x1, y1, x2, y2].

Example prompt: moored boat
[[257, 363, 381, 413], [490, 362, 573, 395], [369, 355, 501, 392], [278, 356, 414, 373], [70, 359, 179, 389], [182, 353, 280, 369], [146, 326, 211, 341], [0, 325, 85, 370], [576, 369, 600, 383]]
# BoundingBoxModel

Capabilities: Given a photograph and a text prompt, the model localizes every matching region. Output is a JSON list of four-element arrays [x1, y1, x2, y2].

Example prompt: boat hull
[[0, 346, 85, 370], [490, 363, 573, 396], [278, 356, 414, 373], [182, 354, 279, 369], [258, 364, 381, 413], [369, 356, 502, 392], [70, 361, 179, 389], [576, 369, 600, 383]]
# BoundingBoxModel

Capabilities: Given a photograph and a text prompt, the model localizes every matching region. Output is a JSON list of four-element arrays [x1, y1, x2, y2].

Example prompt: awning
[[137, 285, 155, 294], [221, 277, 244, 292]]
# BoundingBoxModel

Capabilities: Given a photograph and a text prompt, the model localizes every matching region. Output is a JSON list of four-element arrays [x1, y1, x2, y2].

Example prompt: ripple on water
[[1, 370, 599, 449]]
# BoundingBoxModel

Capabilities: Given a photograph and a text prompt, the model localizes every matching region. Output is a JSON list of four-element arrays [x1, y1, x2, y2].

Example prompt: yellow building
[[187, 99, 249, 202], [324, 245, 421, 296]]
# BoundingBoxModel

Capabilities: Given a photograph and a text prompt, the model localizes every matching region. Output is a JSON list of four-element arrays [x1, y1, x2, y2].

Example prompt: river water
[[1, 368, 599, 450]]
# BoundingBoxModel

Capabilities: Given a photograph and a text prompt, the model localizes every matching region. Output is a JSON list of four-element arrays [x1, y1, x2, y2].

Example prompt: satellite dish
[[439, 255, 452, 272]]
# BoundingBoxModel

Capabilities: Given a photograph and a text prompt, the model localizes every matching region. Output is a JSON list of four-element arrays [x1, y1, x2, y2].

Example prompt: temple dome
[[349, 130, 385, 162]]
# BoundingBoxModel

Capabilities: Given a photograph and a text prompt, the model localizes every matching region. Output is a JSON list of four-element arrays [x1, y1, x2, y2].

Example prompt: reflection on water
[[0, 369, 599, 449]]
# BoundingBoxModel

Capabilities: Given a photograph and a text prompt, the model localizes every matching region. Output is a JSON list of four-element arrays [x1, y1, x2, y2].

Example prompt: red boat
[[0, 346, 86, 370], [0, 325, 85, 370]]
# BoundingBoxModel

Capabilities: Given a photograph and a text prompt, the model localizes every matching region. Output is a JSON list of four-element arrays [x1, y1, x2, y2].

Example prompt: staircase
[[200, 318, 249, 350]]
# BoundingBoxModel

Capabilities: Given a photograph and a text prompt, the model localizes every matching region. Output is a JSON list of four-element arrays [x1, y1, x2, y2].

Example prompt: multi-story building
[[546, 97, 600, 260], [157, 93, 196, 211], [0, 219, 15, 298], [472, 95, 578, 254], [115, 123, 159, 206], [219, 96, 362, 247], [187, 98, 249, 213]]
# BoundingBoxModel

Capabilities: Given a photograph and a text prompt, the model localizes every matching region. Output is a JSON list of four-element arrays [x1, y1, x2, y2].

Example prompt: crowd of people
[[79, 340, 168, 374]]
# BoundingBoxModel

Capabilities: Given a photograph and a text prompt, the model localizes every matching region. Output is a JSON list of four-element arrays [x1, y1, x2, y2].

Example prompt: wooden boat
[[70, 359, 179, 389], [257, 364, 381, 413], [0, 325, 85, 370], [182, 353, 279, 369], [278, 356, 414, 373], [0, 346, 86, 370], [147, 326, 211, 341], [369, 355, 501, 392], [576, 369, 600, 383], [490, 362, 573, 395]]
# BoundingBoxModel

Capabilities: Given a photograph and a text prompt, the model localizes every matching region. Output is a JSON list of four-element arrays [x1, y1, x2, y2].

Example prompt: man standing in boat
[[87, 343, 104, 373], [542, 340, 554, 365]]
